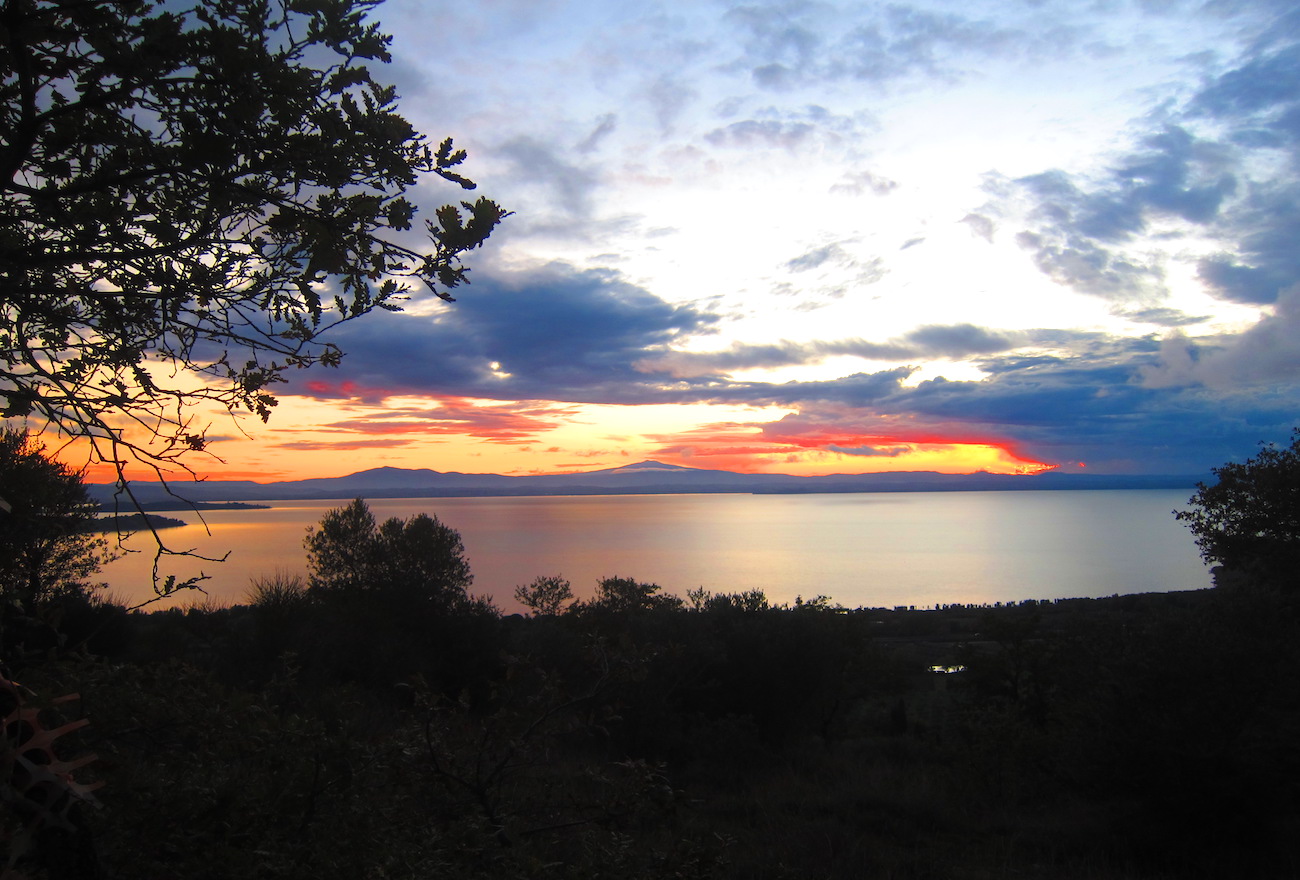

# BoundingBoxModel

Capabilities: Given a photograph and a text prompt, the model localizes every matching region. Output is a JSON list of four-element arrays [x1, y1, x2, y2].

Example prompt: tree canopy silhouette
[[1176, 428, 1300, 586], [585, 576, 683, 613], [304, 498, 473, 611], [513, 574, 574, 617], [0, 428, 114, 608], [1, 0, 506, 482]]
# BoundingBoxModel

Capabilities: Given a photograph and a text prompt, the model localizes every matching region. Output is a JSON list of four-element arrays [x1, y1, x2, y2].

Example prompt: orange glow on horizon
[[69, 436, 1054, 485], [644, 420, 1054, 477], [650, 442, 1053, 477], [39, 396, 1058, 485]]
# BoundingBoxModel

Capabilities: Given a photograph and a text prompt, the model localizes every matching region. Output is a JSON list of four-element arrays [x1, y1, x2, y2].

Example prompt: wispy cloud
[[1007, 26, 1300, 308]]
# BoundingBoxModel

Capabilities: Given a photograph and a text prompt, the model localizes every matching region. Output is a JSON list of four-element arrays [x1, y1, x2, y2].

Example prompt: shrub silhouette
[[581, 576, 683, 614], [304, 498, 472, 611], [514, 574, 574, 616], [1177, 427, 1300, 588], [0, 429, 115, 608]]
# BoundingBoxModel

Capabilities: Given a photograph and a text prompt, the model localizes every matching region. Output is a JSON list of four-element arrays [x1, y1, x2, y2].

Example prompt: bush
[[1176, 428, 1300, 586], [245, 571, 309, 610], [0, 430, 116, 608], [583, 576, 683, 614], [514, 574, 574, 616], [304, 498, 473, 610]]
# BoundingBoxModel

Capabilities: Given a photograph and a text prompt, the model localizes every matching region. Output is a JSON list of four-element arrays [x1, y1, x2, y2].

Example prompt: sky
[[115, 0, 1300, 480]]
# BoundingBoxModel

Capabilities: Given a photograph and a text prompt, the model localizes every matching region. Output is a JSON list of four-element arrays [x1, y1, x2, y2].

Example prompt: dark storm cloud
[[1012, 19, 1300, 307], [290, 262, 719, 405], [1109, 128, 1238, 228], [1198, 288, 1300, 384], [762, 344, 1299, 473], [893, 364, 1295, 473], [1188, 35, 1300, 127], [912, 325, 1298, 471], [896, 356, 1147, 429], [297, 267, 927, 407]]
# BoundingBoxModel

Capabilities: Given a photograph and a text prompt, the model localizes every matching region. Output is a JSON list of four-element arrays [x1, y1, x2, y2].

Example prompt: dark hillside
[[14, 584, 1297, 879]]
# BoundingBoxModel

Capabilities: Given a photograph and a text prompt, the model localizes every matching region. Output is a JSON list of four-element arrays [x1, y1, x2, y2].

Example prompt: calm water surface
[[100, 490, 1211, 611]]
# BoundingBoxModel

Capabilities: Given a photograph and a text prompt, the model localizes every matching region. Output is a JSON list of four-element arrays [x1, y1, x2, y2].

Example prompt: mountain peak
[[606, 460, 697, 473]]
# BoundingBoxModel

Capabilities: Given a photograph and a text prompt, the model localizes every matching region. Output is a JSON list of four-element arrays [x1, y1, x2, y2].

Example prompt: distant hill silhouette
[[87, 460, 1204, 505]]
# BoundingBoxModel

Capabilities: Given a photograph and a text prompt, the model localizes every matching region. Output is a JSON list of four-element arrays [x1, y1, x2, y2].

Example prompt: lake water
[[97, 490, 1211, 612]]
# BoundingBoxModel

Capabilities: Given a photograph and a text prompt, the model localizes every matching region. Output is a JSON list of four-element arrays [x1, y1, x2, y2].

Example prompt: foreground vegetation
[[3, 572, 1296, 878], [3, 431, 1299, 878]]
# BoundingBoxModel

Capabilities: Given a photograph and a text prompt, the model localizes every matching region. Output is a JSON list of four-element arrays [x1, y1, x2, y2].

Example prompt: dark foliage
[[304, 498, 474, 611], [514, 574, 575, 617], [0, 429, 128, 667], [11, 583, 1300, 879], [0, 0, 506, 478], [1176, 427, 1300, 587], [585, 575, 685, 613], [0, 429, 113, 608]]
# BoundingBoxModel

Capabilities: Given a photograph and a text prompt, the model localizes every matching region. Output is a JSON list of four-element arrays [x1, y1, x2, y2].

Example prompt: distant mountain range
[[87, 460, 1205, 506]]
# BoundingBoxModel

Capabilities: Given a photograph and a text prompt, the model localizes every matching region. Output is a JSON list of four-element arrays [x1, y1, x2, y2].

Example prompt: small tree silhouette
[[0, 430, 116, 608], [514, 575, 574, 617], [1176, 428, 1300, 587], [586, 576, 682, 613], [304, 499, 472, 610]]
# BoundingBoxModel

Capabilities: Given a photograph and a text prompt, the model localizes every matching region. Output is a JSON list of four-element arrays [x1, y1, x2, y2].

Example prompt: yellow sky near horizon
[[59, 392, 1054, 486]]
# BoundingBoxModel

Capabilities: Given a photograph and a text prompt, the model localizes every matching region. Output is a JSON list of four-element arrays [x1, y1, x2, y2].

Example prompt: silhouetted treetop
[[304, 498, 473, 610], [1177, 428, 1300, 586], [0, 428, 115, 607], [1, 0, 506, 479]]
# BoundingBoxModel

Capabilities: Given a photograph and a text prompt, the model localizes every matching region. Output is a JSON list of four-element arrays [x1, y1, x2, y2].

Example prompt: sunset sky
[[105, 0, 1300, 481]]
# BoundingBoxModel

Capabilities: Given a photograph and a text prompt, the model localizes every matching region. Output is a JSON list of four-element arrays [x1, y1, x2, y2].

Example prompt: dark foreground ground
[[7, 584, 1298, 879]]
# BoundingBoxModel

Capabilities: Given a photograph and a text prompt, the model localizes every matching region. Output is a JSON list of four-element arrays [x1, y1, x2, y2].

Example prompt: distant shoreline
[[85, 513, 187, 532], [87, 462, 1202, 507], [96, 500, 272, 512], [90, 485, 1202, 504], [85, 501, 271, 532]]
